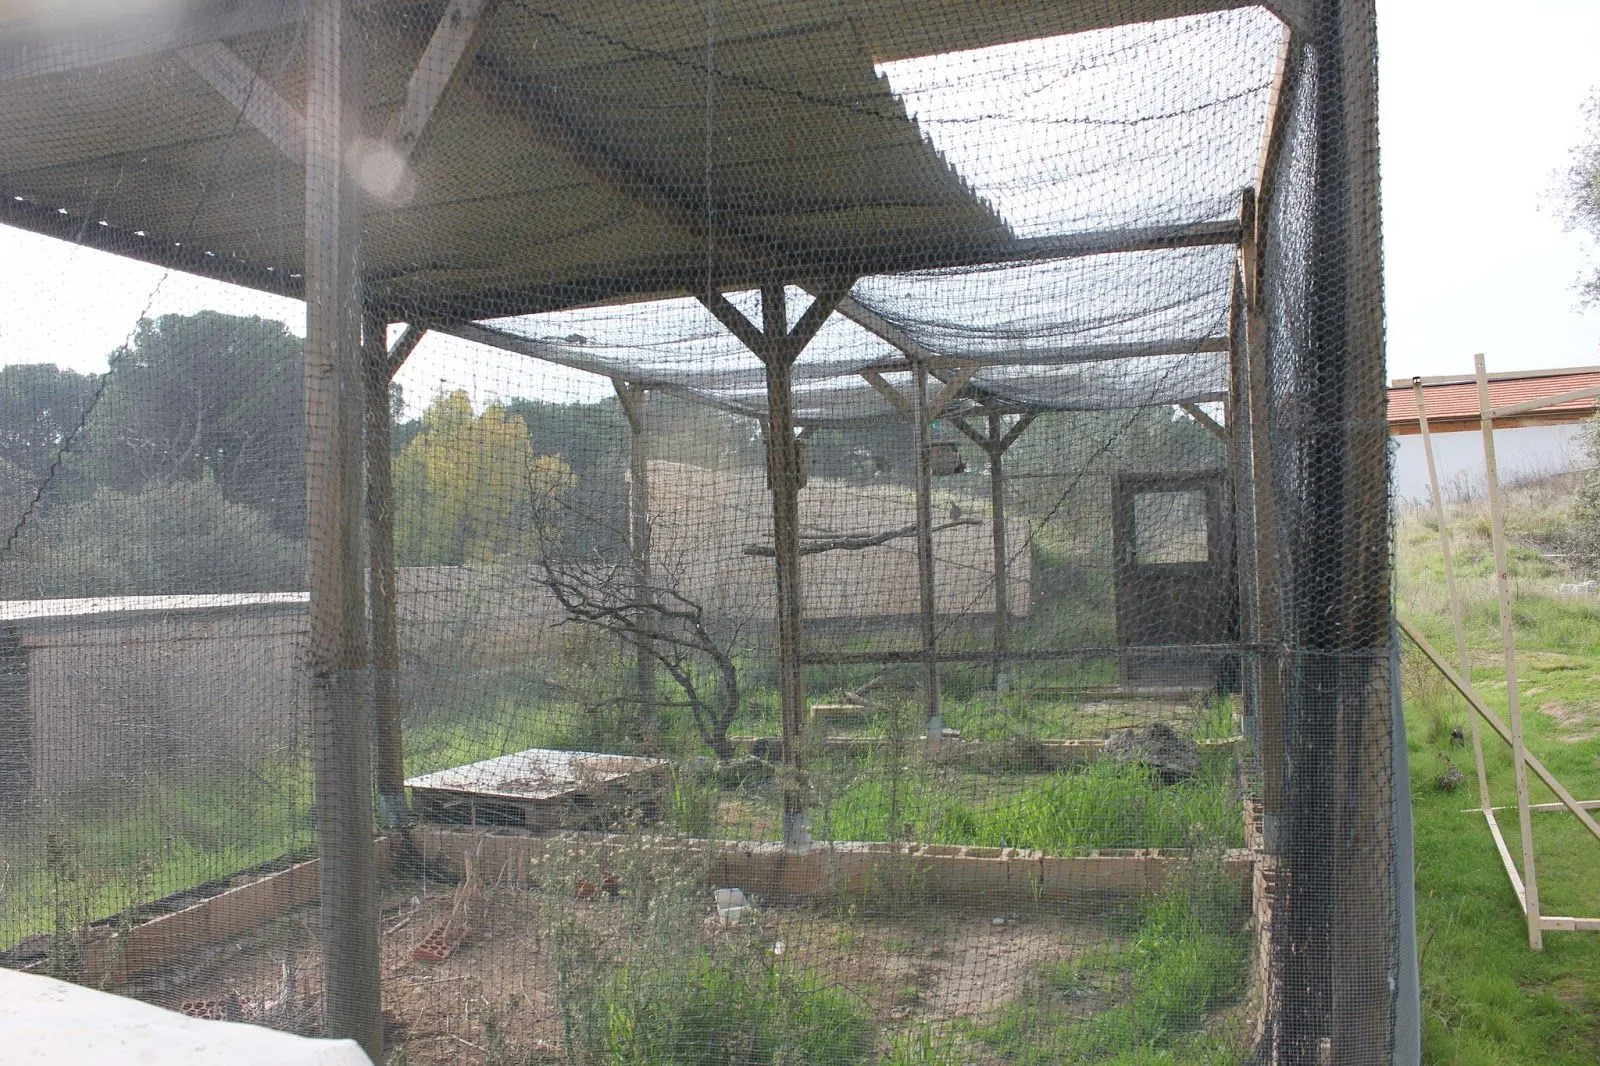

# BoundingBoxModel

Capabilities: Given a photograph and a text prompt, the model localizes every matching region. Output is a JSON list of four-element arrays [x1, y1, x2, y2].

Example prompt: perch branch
[[742, 516, 980, 556]]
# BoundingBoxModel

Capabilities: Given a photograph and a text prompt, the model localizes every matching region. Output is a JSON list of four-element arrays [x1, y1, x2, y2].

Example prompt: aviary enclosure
[[0, 1, 1408, 1063]]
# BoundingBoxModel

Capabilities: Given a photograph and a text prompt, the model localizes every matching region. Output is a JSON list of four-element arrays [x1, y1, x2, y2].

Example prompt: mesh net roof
[[0, 4, 1281, 420]]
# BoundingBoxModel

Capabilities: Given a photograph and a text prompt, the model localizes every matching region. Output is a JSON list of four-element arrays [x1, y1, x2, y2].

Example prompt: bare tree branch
[[742, 516, 980, 556]]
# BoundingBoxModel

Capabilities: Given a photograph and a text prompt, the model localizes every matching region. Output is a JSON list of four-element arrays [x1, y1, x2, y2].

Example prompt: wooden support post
[[1477, 353, 1543, 950], [364, 313, 403, 825], [987, 413, 1012, 693], [910, 361, 943, 749], [304, 0, 380, 1055], [366, 322, 422, 824], [1414, 379, 1491, 811], [952, 411, 1036, 694], [701, 282, 850, 849], [1239, 192, 1286, 850], [613, 380, 657, 745], [762, 285, 811, 848]]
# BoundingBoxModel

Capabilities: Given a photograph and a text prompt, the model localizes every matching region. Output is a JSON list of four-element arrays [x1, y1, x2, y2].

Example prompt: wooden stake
[[910, 360, 942, 749], [1476, 352, 1542, 949], [304, 0, 381, 1053], [1413, 378, 1491, 811], [613, 380, 657, 744]]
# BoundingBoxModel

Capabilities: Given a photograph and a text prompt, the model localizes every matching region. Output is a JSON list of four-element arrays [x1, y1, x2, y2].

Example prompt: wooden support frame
[[1477, 354, 1542, 948], [910, 361, 943, 748], [698, 282, 853, 849], [1401, 618, 1600, 940], [1401, 620, 1600, 844], [384, 0, 497, 163], [950, 410, 1036, 691], [1412, 378, 1492, 810], [1179, 401, 1226, 440], [367, 321, 425, 824], [179, 41, 307, 165], [304, 0, 381, 1053], [613, 380, 658, 744]]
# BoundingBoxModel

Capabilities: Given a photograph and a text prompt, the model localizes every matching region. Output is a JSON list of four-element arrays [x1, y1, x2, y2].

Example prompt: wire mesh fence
[[0, 2, 1403, 1063]]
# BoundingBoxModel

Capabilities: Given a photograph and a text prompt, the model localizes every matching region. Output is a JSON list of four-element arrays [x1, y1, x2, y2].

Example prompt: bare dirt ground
[[139, 877, 1127, 1065]]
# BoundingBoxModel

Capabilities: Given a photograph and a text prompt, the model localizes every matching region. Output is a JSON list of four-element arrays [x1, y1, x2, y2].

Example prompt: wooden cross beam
[[179, 41, 306, 165], [384, 0, 498, 163]]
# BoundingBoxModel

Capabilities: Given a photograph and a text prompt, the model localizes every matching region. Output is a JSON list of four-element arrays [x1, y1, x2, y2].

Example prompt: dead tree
[[536, 557, 743, 760]]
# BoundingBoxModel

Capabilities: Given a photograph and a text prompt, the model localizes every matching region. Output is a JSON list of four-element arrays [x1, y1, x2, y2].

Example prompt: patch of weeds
[[880, 1024, 965, 1065], [594, 947, 874, 1065], [972, 860, 1249, 1065]]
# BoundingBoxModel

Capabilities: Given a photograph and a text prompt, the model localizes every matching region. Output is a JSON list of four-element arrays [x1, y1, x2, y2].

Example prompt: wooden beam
[[859, 368, 911, 417], [1478, 353, 1544, 949], [178, 41, 306, 166], [1399, 618, 1600, 845], [1461, 800, 1600, 815], [926, 366, 978, 422], [1540, 915, 1600, 933], [384, 0, 497, 163], [1491, 384, 1600, 420], [1179, 400, 1226, 439], [383, 323, 426, 378], [1252, 32, 1298, 284], [1414, 379, 1491, 811], [860, 336, 1232, 372], [304, 0, 381, 1053], [1483, 808, 1529, 916], [697, 291, 767, 356], [999, 412, 1037, 453]]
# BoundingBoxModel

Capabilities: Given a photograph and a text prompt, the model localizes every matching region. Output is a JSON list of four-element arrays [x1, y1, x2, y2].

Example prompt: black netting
[[0, 3, 1406, 1064]]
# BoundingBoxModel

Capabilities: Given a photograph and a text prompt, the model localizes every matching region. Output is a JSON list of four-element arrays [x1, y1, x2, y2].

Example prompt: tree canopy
[[87, 312, 306, 533], [1562, 92, 1600, 303], [395, 389, 574, 567]]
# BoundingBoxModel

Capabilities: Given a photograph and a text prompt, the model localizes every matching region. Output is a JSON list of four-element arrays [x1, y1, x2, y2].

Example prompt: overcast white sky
[[0, 1, 1596, 401]]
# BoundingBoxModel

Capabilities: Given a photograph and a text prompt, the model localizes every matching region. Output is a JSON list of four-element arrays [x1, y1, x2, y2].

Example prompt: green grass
[[813, 751, 1243, 854], [1398, 487, 1600, 1066], [586, 950, 874, 1066], [970, 868, 1250, 1064]]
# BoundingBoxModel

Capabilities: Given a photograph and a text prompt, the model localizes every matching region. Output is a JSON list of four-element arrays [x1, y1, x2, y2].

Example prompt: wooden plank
[[177, 41, 306, 166], [1478, 353, 1543, 950], [1401, 618, 1600, 846], [1539, 916, 1600, 933], [1414, 379, 1492, 811], [385, 0, 497, 163], [1483, 809, 1528, 916], [1462, 800, 1600, 814], [1491, 384, 1600, 420]]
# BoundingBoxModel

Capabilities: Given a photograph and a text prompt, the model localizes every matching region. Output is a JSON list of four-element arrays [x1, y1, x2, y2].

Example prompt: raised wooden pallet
[[406, 748, 669, 829]]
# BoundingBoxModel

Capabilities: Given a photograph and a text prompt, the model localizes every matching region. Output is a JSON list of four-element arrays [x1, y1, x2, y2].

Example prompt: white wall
[[1391, 423, 1586, 505]]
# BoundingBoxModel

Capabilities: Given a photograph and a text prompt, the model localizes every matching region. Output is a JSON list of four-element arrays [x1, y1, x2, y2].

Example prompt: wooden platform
[[405, 748, 668, 829]]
